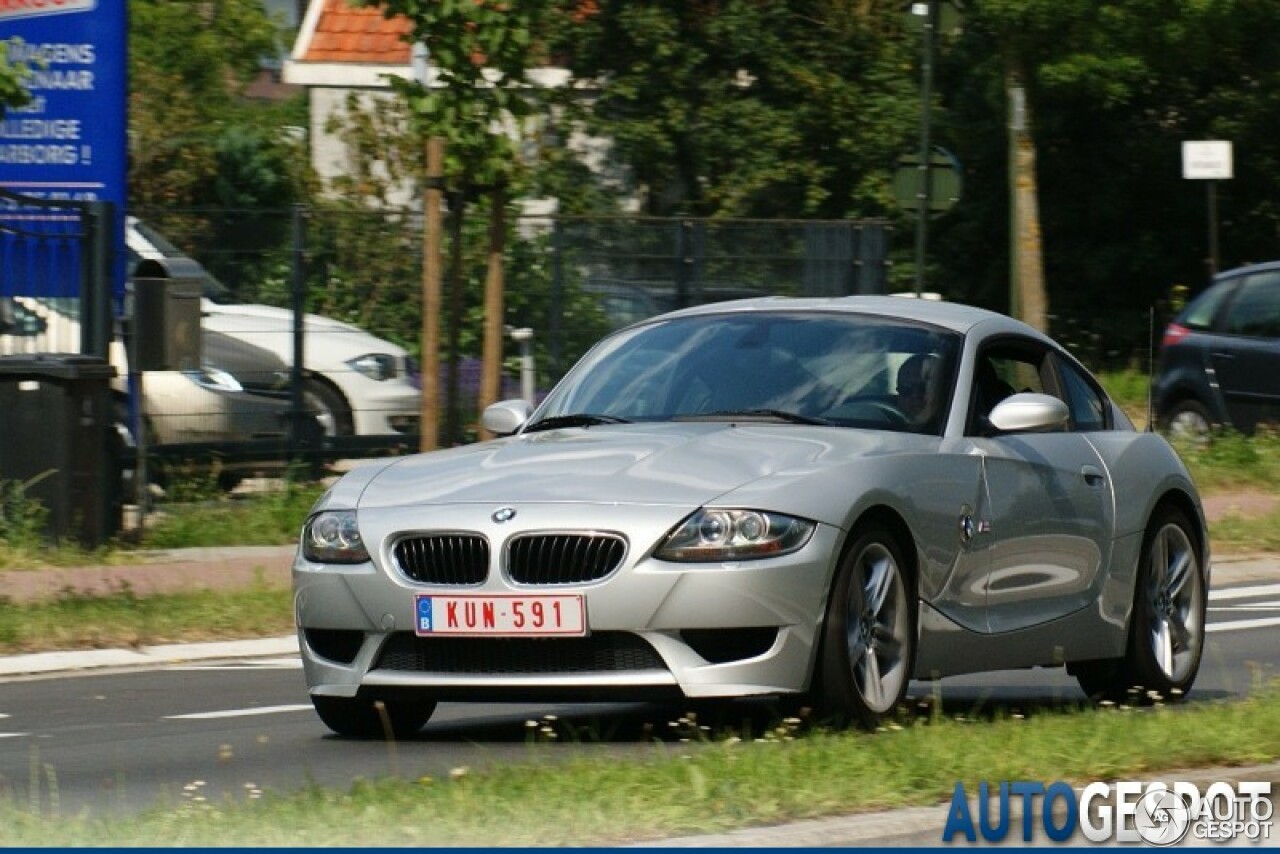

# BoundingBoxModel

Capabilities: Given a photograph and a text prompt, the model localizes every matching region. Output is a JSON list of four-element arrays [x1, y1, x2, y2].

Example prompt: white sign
[[1183, 140, 1233, 180]]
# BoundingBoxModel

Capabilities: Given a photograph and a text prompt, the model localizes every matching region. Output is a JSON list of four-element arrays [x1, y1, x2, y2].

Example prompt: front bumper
[[345, 378, 421, 436], [293, 502, 841, 701]]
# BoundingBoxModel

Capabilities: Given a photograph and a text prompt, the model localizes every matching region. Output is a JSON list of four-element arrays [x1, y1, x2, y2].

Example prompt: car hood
[[349, 422, 928, 511], [203, 301, 406, 351]]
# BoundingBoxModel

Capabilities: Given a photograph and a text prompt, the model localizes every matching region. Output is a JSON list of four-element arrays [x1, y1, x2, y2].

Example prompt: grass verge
[[0, 481, 324, 571], [1, 689, 1277, 846], [0, 586, 293, 653]]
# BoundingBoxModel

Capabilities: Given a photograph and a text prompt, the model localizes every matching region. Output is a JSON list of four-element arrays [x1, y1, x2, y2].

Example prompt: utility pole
[[913, 0, 938, 297]]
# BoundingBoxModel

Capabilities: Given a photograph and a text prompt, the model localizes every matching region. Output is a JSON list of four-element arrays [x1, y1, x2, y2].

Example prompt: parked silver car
[[294, 296, 1209, 737]]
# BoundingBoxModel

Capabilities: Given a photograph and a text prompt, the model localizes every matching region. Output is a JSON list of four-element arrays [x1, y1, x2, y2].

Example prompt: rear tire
[[1074, 507, 1205, 703], [312, 694, 435, 739], [1161, 399, 1212, 443], [815, 524, 916, 729]]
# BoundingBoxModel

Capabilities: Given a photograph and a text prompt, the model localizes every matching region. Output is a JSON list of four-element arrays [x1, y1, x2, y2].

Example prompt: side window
[[968, 343, 1052, 435], [1225, 275, 1280, 338], [1058, 359, 1108, 432]]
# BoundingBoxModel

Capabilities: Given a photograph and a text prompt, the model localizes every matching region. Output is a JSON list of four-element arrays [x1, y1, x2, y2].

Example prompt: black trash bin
[[0, 354, 119, 548]]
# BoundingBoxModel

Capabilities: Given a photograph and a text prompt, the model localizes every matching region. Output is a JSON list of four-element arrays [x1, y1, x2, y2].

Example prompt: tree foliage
[[0, 37, 32, 112], [129, 0, 303, 211], [121, 0, 1280, 372], [555, 0, 920, 218], [932, 0, 1280, 360], [364, 0, 557, 190]]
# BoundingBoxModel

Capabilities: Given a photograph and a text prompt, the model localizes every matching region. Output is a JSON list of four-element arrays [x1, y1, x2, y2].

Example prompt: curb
[[0, 635, 299, 677]]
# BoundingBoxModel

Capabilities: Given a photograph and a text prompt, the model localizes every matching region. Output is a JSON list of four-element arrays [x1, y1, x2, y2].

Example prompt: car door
[[966, 340, 1114, 633], [1211, 272, 1280, 432]]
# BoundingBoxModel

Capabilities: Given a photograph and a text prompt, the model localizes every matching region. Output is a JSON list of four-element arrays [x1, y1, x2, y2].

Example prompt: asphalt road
[[0, 580, 1277, 832]]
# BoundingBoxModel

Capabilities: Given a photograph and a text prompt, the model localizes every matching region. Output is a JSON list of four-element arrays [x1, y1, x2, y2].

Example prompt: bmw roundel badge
[[491, 506, 517, 524]]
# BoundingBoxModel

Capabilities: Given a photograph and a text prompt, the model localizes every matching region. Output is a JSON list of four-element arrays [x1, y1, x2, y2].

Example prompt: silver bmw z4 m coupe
[[294, 296, 1209, 737]]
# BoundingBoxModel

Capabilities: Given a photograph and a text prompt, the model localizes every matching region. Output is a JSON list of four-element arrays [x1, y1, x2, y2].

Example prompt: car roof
[[649, 294, 1045, 339], [1213, 260, 1280, 282]]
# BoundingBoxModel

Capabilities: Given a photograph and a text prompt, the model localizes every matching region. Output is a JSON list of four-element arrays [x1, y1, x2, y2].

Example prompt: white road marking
[[168, 659, 302, 672], [1204, 584, 1280, 632], [1209, 603, 1280, 611], [1207, 616, 1280, 634], [165, 703, 313, 721], [1209, 584, 1280, 602], [0, 733, 29, 739]]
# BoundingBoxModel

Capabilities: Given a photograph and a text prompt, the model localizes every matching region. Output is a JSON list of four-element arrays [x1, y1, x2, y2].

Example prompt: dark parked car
[[1155, 262, 1280, 438]]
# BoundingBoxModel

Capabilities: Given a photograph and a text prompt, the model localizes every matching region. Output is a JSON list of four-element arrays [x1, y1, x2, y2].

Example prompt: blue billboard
[[0, 0, 127, 300]]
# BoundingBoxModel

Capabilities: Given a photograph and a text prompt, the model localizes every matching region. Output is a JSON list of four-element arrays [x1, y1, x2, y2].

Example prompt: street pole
[[1206, 180, 1219, 277], [913, 0, 938, 298]]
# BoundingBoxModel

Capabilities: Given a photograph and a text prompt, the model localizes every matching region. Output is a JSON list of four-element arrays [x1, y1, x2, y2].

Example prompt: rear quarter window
[[1179, 280, 1235, 330]]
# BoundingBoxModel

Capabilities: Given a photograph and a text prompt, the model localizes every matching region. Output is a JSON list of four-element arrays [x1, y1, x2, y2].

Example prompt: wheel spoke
[[876, 635, 902, 664], [1150, 534, 1169, 594], [859, 649, 886, 710], [847, 638, 868, 668], [1150, 617, 1174, 676], [865, 556, 892, 616], [1168, 612, 1194, 653], [1165, 546, 1193, 600], [872, 622, 898, 645]]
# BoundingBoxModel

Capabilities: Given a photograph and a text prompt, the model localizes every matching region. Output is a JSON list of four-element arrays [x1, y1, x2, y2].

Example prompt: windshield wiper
[[675, 408, 832, 426], [523, 413, 632, 433]]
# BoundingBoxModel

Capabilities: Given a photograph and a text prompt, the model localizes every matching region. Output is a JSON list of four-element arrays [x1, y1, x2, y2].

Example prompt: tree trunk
[[419, 136, 444, 452], [477, 184, 506, 439], [1007, 66, 1049, 332]]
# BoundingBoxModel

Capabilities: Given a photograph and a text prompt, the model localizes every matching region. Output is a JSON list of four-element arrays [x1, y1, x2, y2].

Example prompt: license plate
[[414, 594, 587, 637]]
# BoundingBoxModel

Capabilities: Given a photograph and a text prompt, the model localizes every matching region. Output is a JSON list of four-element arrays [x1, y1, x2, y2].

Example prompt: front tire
[[303, 378, 354, 438], [816, 524, 916, 729], [1075, 507, 1205, 703], [312, 694, 436, 739]]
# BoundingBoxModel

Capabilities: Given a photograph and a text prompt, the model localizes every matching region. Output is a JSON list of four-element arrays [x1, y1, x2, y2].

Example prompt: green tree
[[365, 0, 556, 190], [360, 0, 559, 438], [549, 0, 920, 219], [0, 37, 31, 112], [129, 0, 300, 211], [933, 0, 1280, 361]]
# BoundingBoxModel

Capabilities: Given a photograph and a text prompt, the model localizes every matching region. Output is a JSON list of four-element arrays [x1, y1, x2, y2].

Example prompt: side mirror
[[481, 399, 534, 436], [988, 393, 1069, 434]]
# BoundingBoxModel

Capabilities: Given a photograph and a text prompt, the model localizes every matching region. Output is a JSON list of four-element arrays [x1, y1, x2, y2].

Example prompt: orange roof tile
[[303, 0, 413, 64]]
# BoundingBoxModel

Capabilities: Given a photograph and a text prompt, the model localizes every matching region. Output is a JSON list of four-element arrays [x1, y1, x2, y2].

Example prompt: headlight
[[347, 353, 398, 381], [182, 366, 243, 392], [302, 510, 370, 563], [656, 509, 815, 562]]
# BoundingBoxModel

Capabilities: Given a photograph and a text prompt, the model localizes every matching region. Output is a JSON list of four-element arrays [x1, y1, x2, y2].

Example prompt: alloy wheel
[[1144, 521, 1203, 685], [844, 543, 910, 714]]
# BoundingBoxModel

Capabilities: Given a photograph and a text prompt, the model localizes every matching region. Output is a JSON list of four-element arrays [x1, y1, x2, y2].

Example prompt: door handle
[[1081, 465, 1106, 486]]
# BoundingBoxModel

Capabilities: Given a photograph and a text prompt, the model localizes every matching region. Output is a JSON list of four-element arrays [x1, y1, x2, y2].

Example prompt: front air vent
[[374, 631, 666, 674], [506, 532, 627, 585], [393, 534, 489, 585], [305, 628, 365, 665]]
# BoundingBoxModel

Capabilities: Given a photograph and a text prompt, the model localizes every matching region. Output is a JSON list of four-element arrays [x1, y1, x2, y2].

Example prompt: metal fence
[[9, 207, 891, 485]]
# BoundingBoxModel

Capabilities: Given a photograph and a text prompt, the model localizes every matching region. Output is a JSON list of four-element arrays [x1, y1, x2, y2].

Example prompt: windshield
[[535, 311, 962, 435]]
